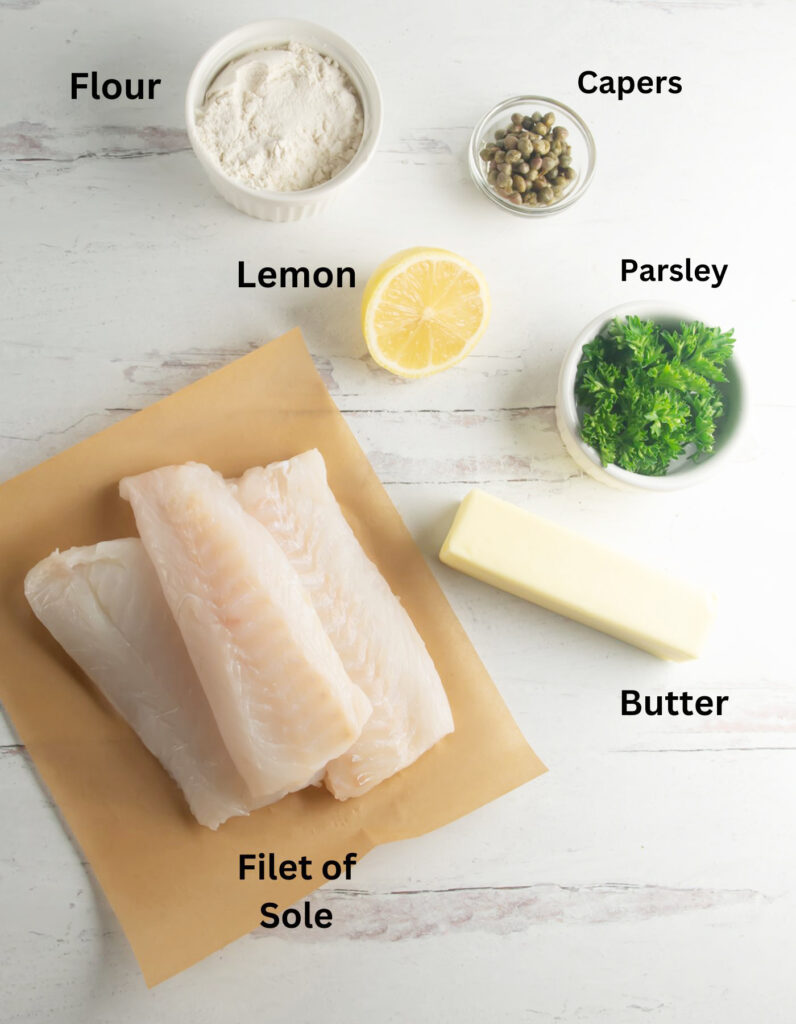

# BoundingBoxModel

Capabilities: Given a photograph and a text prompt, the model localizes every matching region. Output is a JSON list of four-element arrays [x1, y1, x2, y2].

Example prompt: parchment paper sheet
[[0, 329, 546, 985]]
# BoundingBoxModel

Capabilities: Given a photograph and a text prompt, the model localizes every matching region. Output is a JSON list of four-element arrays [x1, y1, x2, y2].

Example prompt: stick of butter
[[439, 489, 717, 661]]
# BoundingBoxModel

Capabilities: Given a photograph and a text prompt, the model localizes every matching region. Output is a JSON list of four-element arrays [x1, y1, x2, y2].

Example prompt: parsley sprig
[[575, 316, 735, 476]]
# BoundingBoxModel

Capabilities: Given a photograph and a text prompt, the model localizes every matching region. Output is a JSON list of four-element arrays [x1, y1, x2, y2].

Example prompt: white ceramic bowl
[[185, 20, 383, 222], [556, 301, 746, 492]]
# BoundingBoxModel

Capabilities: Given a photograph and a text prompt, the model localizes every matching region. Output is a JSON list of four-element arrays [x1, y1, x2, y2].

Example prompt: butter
[[439, 490, 717, 661]]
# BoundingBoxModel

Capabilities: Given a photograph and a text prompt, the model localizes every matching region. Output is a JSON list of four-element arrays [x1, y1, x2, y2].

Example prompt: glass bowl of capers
[[469, 96, 596, 216]]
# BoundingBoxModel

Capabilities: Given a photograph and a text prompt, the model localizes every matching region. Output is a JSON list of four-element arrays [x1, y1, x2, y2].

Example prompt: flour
[[195, 43, 364, 192]]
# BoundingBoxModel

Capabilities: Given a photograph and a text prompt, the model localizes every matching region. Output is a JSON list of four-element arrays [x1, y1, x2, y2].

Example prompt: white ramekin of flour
[[185, 20, 383, 222]]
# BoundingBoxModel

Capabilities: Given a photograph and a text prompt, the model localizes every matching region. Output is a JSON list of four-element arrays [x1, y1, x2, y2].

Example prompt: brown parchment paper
[[0, 329, 546, 985]]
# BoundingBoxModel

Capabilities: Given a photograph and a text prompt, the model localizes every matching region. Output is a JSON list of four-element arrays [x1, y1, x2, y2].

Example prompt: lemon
[[361, 247, 491, 378]]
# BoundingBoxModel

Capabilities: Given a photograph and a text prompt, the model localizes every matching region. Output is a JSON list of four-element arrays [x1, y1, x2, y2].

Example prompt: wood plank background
[[1, 0, 794, 1019]]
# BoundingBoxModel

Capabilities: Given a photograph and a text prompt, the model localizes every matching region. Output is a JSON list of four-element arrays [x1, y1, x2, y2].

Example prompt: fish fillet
[[24, 539, 251, 829], [120, 463, 372, 803], [232, 450, 454, 800]]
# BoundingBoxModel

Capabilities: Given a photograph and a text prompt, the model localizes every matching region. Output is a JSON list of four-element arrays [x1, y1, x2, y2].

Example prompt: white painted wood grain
[[2, 0, 795, 1021]]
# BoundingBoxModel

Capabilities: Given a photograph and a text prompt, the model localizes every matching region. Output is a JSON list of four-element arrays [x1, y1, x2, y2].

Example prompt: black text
[[260, 901, 333, 929], [71, 71, 161, 100], [621, 690, 729, 716], [238, 262, 356, 289], [578, 71, 682, 100], [621, 258, 727, 289]]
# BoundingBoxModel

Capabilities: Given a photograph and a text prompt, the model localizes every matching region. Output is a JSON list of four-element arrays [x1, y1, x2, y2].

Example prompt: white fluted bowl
[[185, 20, 383, 222]]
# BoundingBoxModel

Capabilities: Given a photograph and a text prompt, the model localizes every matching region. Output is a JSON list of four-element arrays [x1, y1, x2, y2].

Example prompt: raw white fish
[[233, 450, 454, 800], [24, 539, 251, 829], [120, 463, 372, 803]]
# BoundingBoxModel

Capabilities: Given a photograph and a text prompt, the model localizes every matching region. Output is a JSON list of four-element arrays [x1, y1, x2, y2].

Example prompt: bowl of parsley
[[556, 302, 745, 492]]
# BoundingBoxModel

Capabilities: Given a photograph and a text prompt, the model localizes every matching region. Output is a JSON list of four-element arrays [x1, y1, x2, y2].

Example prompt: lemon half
[[361, 247, 491, 378]]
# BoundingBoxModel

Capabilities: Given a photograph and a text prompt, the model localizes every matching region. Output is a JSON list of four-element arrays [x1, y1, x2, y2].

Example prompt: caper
[[483, 110, 576, 208]]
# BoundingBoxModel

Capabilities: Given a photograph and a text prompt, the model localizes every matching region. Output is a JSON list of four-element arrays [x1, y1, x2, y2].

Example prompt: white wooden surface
[[2, 0, 795, 1020]]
